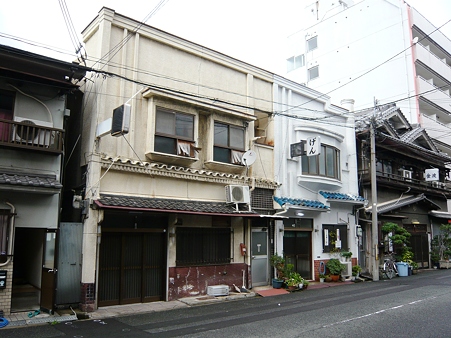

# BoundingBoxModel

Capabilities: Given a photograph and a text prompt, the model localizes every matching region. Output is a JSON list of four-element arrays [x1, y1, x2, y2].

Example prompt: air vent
[[225, 185, 250, 204]]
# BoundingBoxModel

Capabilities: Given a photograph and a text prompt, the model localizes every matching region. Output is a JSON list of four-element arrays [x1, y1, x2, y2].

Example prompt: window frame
[[286, 54, 305, 72], [176, 227, 232, 266], [213, 122, 245, 165], [0, 210, 11, 258], [302, 144, 340, 179], [154, 107, 195, 157], [307, 36, 318, 52], [322, 224, 348, 253], [308, 66, 319, 81]]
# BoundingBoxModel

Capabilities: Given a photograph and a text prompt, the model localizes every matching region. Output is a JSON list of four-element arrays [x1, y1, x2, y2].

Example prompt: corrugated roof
[[95, 194, 259, 216]]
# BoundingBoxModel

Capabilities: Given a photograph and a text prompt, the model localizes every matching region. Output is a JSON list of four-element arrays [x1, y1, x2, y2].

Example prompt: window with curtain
[[213, 122, 245, 164], [154, 108, 195, 157]]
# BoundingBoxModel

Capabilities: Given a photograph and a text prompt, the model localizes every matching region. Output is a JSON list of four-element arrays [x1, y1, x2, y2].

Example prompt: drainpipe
[[0, 202, 15, 267]]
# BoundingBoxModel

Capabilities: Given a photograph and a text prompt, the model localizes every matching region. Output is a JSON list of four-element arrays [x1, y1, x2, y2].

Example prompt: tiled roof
[[319, 191, 366, 203], [273, 196, 329, 210], [96, 194, 259, 216], [0, 173, 62, 190]]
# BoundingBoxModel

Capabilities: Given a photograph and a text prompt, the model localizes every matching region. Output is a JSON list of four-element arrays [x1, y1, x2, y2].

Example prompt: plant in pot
[[286, 272, 303, 291], [270, 254, 285, 288], [351, 265, 362, 281], [341, 251, 352, 262], [302, 279, 310, 290], [431, 224, 451, 269], [326, 258, 345, 282], [319, 273, 326, 283]]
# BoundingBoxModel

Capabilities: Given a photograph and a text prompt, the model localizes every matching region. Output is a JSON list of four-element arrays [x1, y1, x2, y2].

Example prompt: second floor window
[[302, 144, 340, 179], [214, 122, 245, 164], [155, 108, 194, 157]]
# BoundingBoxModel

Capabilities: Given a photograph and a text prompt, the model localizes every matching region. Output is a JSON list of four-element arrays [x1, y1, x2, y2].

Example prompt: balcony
[[414, 43, 451, 83], [0, 118, 63, 154], [359, 169, 451, 197], [416, 76, 451, 118]]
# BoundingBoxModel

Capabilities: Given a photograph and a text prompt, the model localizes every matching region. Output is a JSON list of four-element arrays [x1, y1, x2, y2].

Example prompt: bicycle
[[380, 253, 398, 279]]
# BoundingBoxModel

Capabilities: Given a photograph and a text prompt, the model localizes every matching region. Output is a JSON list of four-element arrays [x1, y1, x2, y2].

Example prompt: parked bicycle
[[380, 253, 398, 279]]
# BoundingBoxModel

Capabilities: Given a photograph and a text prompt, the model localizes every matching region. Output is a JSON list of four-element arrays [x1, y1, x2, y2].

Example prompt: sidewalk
[[1, 280, 356, 329]]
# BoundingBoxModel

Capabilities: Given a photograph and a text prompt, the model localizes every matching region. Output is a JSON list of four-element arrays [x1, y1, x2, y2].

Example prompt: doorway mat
[[256, 288, 289, 297]]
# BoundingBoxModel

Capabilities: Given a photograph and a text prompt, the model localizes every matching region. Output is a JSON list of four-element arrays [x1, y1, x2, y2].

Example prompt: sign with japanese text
[[307, 136, 321, 156]]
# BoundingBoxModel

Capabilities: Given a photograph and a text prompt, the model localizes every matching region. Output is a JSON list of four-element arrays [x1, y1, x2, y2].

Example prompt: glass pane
[[156, 110, 175, 135], [308, 156, 317, 174], [307, 36, 317, 51], [308, 66, 319, 80], [326, 147, 335, 177], [214, 146, 230, 163], [301, 155, 308, 174], [229, 126, 244, 150], [295, 54, 305, 68], [214, 123, 228, 146], [176, 114, 194, 139], [44, 232, 56, 269], [287, 57, 295, 72], [319, 151, 326, 175], [154, 135, 176, 154], [0, 215, 8, 255]]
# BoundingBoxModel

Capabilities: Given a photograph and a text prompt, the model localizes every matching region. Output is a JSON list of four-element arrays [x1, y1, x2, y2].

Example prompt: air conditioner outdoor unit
[[399, 169, 412, 181], [13, 117, 53, 147], [341, 262, 352, 277], [225, 185, 250, 204]]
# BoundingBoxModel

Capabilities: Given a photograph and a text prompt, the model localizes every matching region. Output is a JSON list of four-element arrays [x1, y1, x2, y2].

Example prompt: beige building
[[79, 7, 279, 310]]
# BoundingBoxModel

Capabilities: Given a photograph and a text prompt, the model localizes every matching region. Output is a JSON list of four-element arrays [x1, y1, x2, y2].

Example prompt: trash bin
[[396, 262, 408, 277]]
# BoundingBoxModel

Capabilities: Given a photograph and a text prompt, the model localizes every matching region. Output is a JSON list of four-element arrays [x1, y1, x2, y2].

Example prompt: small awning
[[365, 193, 441, 214], [274, 196, 330, 211], [429, 210, 451, 219], [95, 194, 260, 217]]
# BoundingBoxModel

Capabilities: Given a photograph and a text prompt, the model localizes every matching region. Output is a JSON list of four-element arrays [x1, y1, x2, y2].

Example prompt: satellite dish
[[241, 150, 257, 167]]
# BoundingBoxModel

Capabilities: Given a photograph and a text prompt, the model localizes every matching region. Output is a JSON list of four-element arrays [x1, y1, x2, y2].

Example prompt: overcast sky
[[1, 0, 451, 76]]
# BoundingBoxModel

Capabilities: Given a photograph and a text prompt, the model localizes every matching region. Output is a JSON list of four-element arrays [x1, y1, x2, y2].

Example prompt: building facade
[[0, 45, 86, 315], [285, 0, 451, 159], [272, 77, 364, 281], [79, 7, 279, 311]]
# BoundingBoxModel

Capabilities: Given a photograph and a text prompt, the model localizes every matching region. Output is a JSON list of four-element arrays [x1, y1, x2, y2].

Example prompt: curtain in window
[[231, 150, 243, 165], [177, 140, 191, 157]]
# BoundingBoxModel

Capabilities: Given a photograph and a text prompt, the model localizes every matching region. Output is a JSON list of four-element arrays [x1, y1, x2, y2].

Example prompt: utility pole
[[370, 99, 379, 281]]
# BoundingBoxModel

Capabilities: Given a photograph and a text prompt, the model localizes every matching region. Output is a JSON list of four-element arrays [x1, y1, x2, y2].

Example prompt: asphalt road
[[2, 268, 451, 337]]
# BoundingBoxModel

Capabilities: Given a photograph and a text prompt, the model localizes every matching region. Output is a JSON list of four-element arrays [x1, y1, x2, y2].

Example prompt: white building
[[285, 0, 451, 158], [272, 76, 365, 280]]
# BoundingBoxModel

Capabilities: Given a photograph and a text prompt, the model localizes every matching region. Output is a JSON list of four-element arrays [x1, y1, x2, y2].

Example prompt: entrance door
[[98, 230, 166, 306], [251, 228, 268, 286], [283, 231, 312, 279], [41, 230, 57, 314]]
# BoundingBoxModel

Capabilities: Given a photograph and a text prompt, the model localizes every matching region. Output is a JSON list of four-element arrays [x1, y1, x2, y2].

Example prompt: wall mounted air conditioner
[[225, 185, 250, 204], [399, 169, 412, 181], [13, 117, 53, 147]]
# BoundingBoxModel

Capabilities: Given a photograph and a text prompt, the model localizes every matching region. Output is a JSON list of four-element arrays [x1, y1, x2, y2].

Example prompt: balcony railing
[[359, 169, 451, 196], [0, 118, 63, 154]]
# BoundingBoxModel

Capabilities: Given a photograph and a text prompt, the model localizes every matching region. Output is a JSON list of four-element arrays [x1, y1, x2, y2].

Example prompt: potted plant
[[286, 272, 303, 291], [302, 279, 310, 290], [351, 265, 362, 281], [341, 251, 352, 262], [270, 254, 285, 288], [431, 224, 451, 269], [326, 258, 345, 282], [319, 273, 326, 283]]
